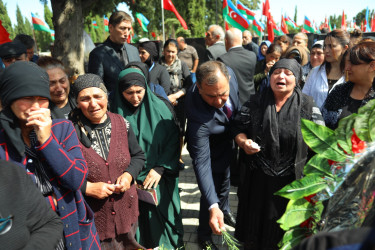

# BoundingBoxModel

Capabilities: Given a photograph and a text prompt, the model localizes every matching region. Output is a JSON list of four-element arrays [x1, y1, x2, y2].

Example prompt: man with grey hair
[[205, 25, 226, 60], [219, 27, 256, 105], [242, 30, 259, 56], [186, 61, 240, 249]]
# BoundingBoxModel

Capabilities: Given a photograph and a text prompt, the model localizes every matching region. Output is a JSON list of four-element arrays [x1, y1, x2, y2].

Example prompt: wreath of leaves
[[275, 99, 375, 249]]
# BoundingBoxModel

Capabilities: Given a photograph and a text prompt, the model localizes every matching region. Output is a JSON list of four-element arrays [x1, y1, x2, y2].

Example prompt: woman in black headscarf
[[69, 73, 146, 249], [139, 41, 171, 95], [232, 59, 325, 249], [0, 61, 100, 250]]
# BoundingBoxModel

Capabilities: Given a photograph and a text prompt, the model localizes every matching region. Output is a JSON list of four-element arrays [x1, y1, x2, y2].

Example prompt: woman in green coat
[[111, 63, 184, 249]]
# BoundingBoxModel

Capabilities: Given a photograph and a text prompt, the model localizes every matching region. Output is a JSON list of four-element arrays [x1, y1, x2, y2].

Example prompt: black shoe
[[224, 212, 236, 227], [198, 238, 219, 250]]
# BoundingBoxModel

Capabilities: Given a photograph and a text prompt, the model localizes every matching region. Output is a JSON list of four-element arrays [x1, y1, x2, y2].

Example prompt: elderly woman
[[0, 61, 99, 249], [37, 56, 76, 119], [111, 67, 183, 249], [69, 74, 146, 249], [303, 30, 350, 108], [160, 39, 193, 168], [232, 59, 324, 249], [322, 41, 375, 129], [139, 41, 171, 95]]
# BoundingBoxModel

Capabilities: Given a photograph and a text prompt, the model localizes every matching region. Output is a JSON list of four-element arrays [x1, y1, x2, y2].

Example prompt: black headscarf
[[139, 41, 158, 62], [270, 58, 303, 85], [0, 61, 51, 157], [69, 74, 108, 148], [71, 73, 107, 101], [0, 61, 52, 195]]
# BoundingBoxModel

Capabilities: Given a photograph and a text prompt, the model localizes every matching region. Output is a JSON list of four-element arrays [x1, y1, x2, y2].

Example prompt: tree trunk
[[51, 0, 84, 76]]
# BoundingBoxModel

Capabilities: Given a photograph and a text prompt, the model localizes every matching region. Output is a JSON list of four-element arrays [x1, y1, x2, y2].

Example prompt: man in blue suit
[[185, 61, 240, 249], [88, 11, 140, 94]]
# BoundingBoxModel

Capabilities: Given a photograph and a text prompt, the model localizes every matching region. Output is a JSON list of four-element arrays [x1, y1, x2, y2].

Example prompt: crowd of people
[[0, 9, 374, 250]]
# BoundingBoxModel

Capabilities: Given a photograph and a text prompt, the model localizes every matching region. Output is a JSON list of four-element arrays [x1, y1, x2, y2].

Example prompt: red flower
[[327, 159, 337, 166], [300, 217, 314, 228], [351, 128, 366, 154], [304, 194, 317, 204]]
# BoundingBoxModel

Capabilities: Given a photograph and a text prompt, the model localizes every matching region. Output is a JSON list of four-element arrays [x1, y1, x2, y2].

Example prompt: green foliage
[[354, 99, 375, 141], [275, 174, 328, 200], [301, 119, 347, 162], [221, 229, 242, 250], [277, 198, 314, 230], [0, 0, 13, 38], [355, 8, 374, 26], [14, 5, 31, 35], [187, 0, 205, 37], [294, 6, 297, 23], [335, 114, 356, 154], [303, 155, 333, 177], [279, 227, 309, 250], [277, 99, 375, 249]]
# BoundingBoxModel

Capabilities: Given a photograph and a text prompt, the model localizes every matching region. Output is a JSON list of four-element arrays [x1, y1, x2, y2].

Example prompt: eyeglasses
[[0, 214, 13, 235]]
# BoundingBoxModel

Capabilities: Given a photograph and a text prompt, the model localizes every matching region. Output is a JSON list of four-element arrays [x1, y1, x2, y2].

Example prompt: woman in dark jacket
[[69, 73, 146, 249], [0, 61, 100, 250], [322, 41, 375, 129], [232, 59, 324, 249], [160, 39, 193, 167], [139, 41, 171, 95]]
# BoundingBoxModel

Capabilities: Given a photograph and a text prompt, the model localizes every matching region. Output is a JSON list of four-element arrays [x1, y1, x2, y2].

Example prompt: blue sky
[[3, 0, 374, 28]]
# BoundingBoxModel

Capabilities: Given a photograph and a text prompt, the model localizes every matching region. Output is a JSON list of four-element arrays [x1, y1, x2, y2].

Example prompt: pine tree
[[0, 0, 13, 39], [187, 0, 205, 37], [14, 5, 29, 35], [294, 6, 297, 23]]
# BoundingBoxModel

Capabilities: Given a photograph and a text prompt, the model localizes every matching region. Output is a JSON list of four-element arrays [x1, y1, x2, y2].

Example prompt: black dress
[[232, 88, 322, 249]]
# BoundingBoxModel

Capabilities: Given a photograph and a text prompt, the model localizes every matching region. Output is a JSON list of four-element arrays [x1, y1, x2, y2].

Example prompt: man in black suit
[[185, 61, 240, 249], [88, 11, 140, 93], [218, 27, 257, 105], [205, 25, 226, 61]]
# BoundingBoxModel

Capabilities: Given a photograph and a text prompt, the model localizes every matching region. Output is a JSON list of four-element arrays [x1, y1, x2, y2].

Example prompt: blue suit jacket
[[88, 38, 140, 92], [185, 67, 240, 207]]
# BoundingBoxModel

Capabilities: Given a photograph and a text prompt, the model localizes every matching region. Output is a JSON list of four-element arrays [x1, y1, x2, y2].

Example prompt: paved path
[[178, 147, 238, 249]]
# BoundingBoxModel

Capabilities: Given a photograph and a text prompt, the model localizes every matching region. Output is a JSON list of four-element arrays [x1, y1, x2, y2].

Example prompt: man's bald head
[[225, 28, 242, 51]]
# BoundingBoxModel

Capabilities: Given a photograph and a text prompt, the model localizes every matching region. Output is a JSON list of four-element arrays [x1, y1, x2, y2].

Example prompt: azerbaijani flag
[[236, 0, 255, 21], [371, 14, 375, 32], [273, 23, 284, 36], [252, 17, 264, 36], [285, 16, 297, 29], [136, 13, 150, 32], [365, 7, 371, 32], [223, 0, 249, 31], [92, 21, 98, 29], [104, 15, 109, 32], [50, 29, 55, 41], [31, 13, 50, 32], [303, 16, 315, 33]]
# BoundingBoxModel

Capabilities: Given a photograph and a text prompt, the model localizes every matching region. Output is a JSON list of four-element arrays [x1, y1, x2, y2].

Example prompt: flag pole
[[161, 0, 165, 43], [32, 28, 39, 54]]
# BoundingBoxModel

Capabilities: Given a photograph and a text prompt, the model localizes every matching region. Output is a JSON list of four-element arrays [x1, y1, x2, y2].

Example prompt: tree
[[354, 8, 374, 26], [14, 5, 31, 35], [294, 6, 297, 23], [187, 0, 206, 37], [34, 4, 53, 52], [0, 0, 13, 39]]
